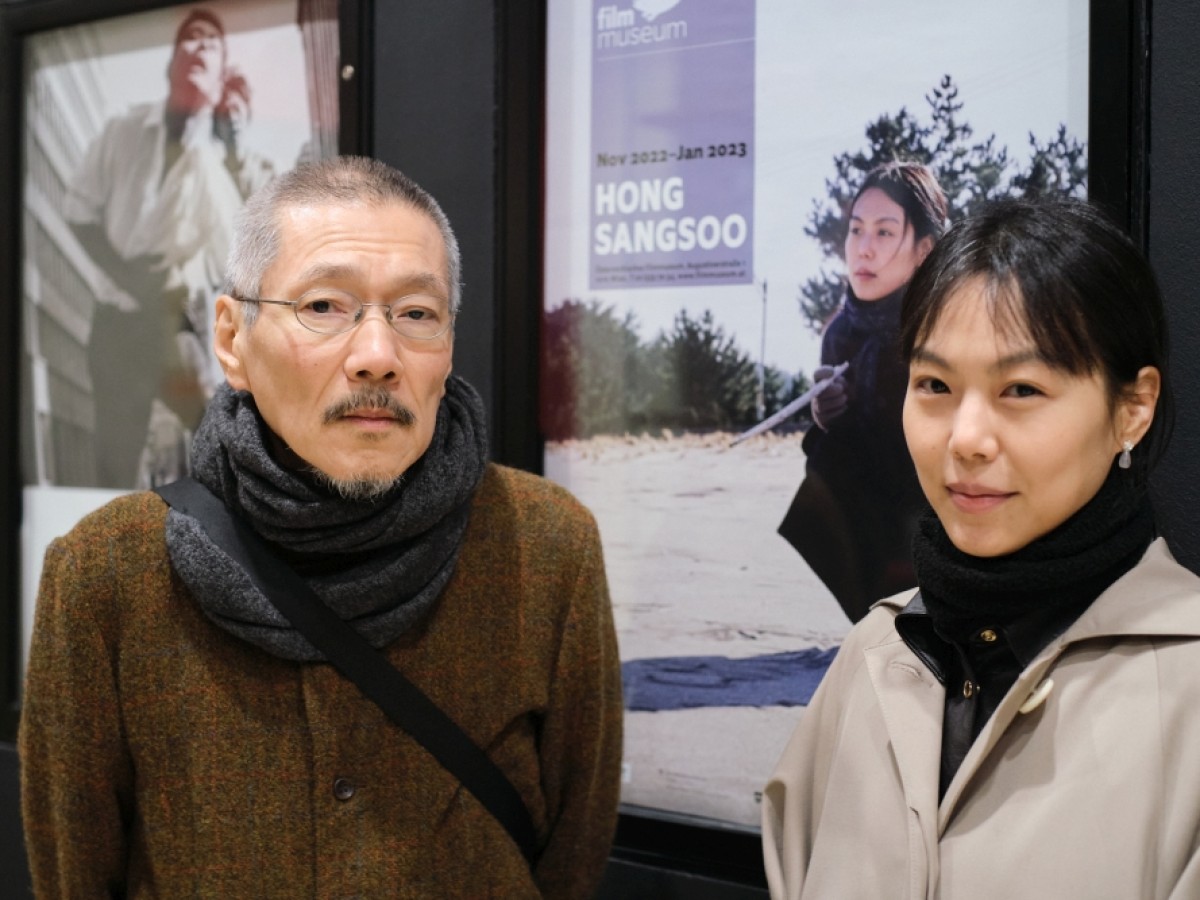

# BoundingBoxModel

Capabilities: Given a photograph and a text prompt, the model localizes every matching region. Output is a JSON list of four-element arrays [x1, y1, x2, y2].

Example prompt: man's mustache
[[323, 387, 416, 426]]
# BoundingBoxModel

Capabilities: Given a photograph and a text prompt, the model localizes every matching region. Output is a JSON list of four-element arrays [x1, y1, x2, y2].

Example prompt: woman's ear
[[1117, 366, 1162, 449], [213, 294, 250, 391], [915, 235, 936, 266]]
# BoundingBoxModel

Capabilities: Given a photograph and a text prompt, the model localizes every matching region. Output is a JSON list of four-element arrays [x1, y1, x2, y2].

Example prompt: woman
[[762, 197, 1200, 899], [779, 161, 949, 622]]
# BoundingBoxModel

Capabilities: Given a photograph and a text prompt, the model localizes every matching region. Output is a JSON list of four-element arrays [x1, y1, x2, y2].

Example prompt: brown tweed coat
[[20, 463, 623, 899]]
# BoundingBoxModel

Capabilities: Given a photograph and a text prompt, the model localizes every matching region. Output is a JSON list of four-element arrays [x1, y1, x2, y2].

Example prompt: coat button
[[962, 680, 976, 699], [1018, 679, 1055, 714], [979, 628, 998, 643], [333, 777, 356, 801]]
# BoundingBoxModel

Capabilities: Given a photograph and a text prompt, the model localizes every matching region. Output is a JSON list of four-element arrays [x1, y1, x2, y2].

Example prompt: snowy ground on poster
[[545, 432, 853, 827]]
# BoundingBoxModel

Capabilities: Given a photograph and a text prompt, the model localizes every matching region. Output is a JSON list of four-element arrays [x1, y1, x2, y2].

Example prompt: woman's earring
[[1118, 440, 1134, 470]]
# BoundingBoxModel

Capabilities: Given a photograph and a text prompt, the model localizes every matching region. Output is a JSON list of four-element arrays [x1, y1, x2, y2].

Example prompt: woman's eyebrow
[[989, 349, 1044, 373], [910, 346, 1044, 373], [910, 347, 949, 367], [850, 213, 903, 225]]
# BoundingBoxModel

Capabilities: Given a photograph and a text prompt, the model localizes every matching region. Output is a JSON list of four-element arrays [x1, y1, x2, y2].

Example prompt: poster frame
[[533, 0, 1151, 889]]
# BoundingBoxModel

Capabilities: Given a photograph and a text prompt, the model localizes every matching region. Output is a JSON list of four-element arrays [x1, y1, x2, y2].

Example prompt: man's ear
[[213, 294, 249, 390]]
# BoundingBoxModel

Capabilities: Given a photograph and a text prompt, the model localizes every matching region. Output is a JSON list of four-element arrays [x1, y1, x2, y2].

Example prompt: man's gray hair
[[224, 156, 462, 320]]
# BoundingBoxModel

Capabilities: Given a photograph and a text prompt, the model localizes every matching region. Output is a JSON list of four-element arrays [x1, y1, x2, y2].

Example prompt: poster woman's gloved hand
[[811, 365, 849, 430]]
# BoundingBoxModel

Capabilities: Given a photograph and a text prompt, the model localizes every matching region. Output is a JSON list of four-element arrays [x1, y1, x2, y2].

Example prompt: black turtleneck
[[896, 465, 1156, 798]]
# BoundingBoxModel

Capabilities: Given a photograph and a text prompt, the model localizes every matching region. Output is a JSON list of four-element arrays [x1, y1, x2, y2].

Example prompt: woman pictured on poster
[[779, 160, 949, 623], [762, 197, 1200, 898]]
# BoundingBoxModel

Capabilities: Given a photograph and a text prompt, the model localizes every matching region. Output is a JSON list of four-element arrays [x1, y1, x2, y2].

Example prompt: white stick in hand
[[729, 361, 850, 446]]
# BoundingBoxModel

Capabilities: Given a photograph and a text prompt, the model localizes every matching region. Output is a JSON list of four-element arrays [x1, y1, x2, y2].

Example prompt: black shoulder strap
[[154, 478, 539, 865]]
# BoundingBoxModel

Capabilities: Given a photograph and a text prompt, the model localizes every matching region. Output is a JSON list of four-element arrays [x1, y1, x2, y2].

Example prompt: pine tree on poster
[[798, 75, 1087, 334]]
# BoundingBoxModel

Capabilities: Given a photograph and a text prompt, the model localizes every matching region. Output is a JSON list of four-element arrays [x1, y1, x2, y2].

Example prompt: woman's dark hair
[[900, 195, 1175, 480], [850, 161, 949, 245]]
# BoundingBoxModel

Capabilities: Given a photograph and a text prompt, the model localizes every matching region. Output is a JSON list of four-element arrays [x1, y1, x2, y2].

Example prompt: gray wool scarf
[[164, 376, 489, 661]]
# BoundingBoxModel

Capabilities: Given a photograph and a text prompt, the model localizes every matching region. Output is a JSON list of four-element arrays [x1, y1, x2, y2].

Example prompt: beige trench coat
[[763, 539, 1200, 900]]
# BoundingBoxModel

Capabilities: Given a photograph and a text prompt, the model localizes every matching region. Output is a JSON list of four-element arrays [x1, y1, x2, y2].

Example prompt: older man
[[22, 157, 623, 898], [66, 7, 274, 488]]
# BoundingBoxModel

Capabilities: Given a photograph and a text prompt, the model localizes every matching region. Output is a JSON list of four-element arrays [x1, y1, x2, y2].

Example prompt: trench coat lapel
[[937, 655, 1059, 831], [864, 637, 943, 843]]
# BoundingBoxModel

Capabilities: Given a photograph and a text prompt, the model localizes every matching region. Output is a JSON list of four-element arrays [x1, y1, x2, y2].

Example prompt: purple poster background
[[590, 1, 755, 289]]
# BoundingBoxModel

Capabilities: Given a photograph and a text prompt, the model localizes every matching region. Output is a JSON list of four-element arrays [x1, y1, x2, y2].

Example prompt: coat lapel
[[937, 654, 1058, 830], [865, 637, 943, 849]]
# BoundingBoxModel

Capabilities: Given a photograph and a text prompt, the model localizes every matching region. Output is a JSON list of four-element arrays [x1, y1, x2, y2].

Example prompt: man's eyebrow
[[294, 264, 449, 298], [402, 272, 450, 297], [295, 263, 360, 285]]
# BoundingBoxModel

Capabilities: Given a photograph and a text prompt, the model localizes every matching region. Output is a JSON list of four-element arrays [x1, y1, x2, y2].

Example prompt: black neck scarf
[[841, 283, 906, 337], [164, 376, 489, 661], [912, 465, 1156, 645], [836, 284, 907, 405]]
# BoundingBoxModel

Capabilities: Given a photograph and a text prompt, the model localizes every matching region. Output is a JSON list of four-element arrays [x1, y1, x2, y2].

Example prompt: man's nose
[[343, 309, 403, 381]]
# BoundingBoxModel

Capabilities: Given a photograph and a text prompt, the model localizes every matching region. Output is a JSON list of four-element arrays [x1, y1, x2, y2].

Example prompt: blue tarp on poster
[[621, 647, 839, 711], [590, 1, 755, 289]]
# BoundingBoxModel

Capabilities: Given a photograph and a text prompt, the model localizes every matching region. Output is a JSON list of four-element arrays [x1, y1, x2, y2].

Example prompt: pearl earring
[[1118, 440, 1133, 470]]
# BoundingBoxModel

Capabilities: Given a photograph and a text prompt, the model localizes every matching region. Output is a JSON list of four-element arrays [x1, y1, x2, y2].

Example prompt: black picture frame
[[531, 0, 1151, 892], [0, 0, 371, 743], [1088, 0, 1150, 247]]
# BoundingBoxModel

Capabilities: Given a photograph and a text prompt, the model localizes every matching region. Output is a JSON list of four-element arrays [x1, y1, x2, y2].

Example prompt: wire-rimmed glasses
[[236, 289, 454, 340]]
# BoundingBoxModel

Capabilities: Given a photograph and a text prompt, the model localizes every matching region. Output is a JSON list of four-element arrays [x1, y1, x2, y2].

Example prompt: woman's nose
[[948, 395, 999, 461]]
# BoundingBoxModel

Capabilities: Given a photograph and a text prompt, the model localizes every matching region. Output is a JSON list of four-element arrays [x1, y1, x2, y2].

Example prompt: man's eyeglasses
[[236, 289, 454, 340]]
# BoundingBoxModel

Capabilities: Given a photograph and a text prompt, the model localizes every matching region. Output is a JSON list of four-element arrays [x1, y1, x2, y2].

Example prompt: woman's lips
[[946, 484, 1015, 513]]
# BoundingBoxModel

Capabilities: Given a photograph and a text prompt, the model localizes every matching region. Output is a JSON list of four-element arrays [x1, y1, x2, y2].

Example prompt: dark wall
[[1147, 0, 1200, 572], [371, 2, 499, 437], [371, 1, 543, 471]]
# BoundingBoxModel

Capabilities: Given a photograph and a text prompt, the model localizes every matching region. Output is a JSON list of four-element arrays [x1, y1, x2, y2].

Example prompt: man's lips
[[339, 409, 399, 425], [324, 388, 416, 426], [344, 409, 395, 418], [946, 483, 1016, 513]]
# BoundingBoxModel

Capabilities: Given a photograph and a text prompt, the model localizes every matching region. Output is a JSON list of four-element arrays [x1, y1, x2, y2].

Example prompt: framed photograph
[[0, 0, 370, 739], [541, 0, 1145, 881]]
